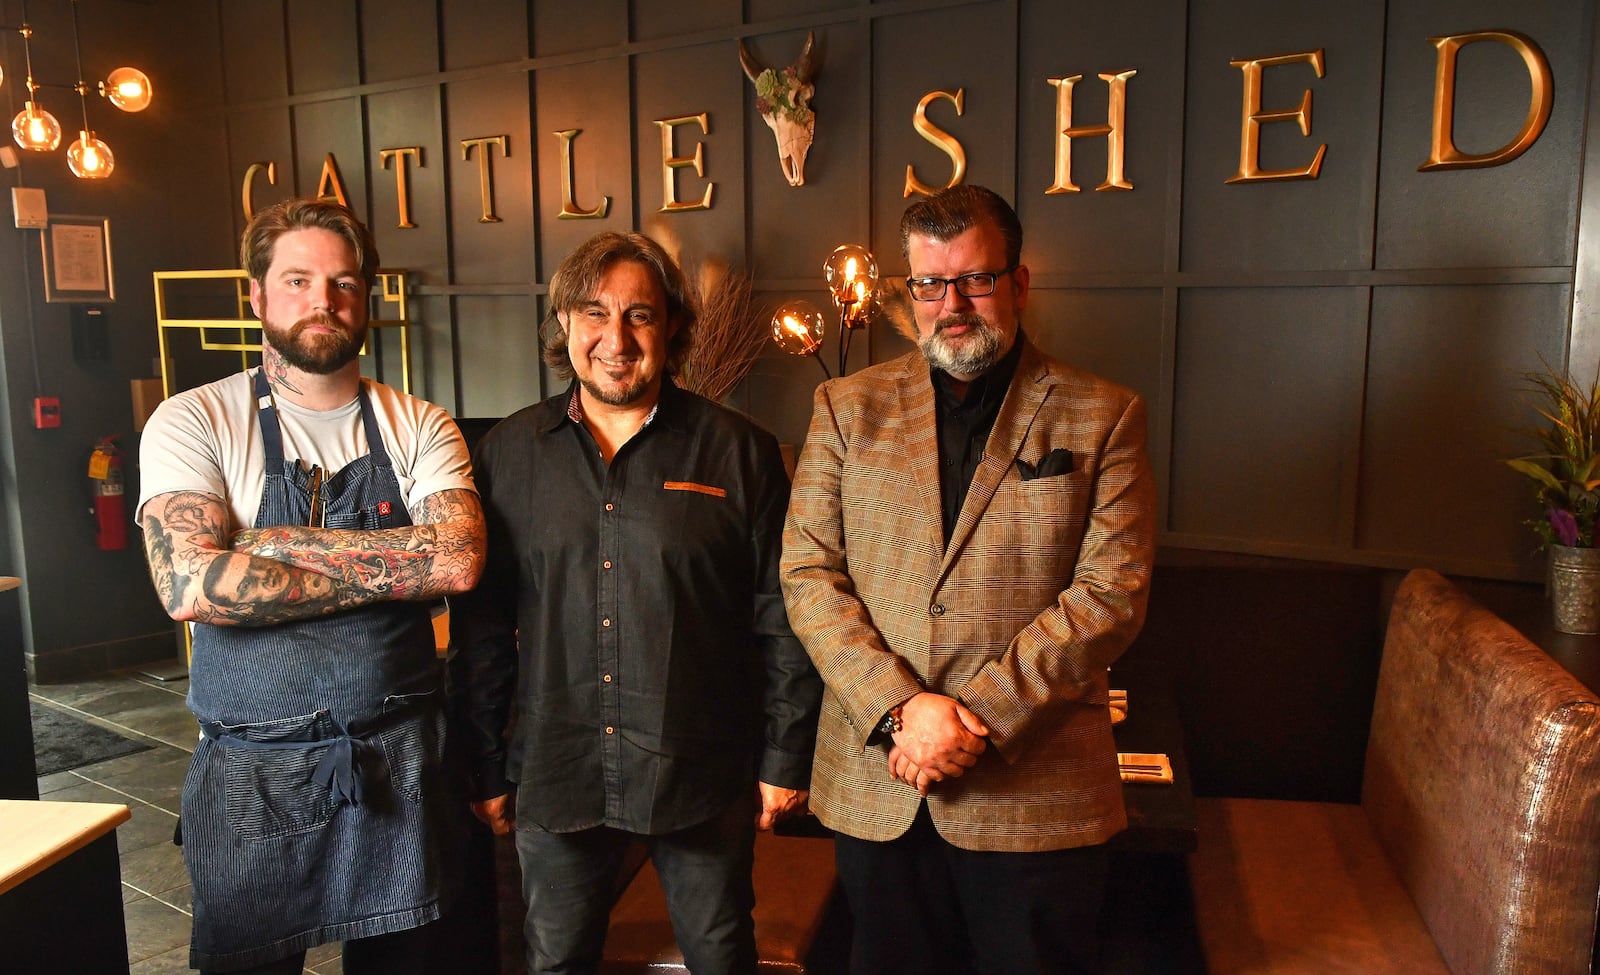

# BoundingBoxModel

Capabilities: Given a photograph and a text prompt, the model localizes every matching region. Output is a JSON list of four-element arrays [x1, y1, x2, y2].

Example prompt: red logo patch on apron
[[378, 501, 391, 515]]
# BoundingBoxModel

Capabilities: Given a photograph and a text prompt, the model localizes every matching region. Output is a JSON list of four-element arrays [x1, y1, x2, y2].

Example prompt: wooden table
[[0, 800, 132, 972], [1110, 666, 1198, 853]]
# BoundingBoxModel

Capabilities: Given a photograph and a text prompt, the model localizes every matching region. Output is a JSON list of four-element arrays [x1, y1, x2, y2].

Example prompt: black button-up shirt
[[932, 333, 1025, 543], [448, 380, 820, 835]]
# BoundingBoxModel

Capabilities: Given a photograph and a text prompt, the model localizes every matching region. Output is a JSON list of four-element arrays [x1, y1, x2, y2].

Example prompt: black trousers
[[833, 803, 1110, 975], [199, 920, 439, 975]]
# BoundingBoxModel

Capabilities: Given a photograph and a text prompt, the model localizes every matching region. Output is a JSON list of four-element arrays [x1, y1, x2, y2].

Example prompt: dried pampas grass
[[651, 223, 768, 403]]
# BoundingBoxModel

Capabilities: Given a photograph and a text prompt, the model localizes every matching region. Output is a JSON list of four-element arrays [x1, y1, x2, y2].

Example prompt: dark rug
[[30, 699, 152, 776]]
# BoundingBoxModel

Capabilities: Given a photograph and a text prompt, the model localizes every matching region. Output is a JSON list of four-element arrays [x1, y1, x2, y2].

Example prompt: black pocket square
[[1017, 448, 1075, 480]]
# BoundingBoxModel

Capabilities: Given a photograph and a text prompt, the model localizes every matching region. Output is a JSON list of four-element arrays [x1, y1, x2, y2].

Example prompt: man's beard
[[264, 313, 366, 374], [578, 371, 653, 408], [919, 312, 1003, 377]]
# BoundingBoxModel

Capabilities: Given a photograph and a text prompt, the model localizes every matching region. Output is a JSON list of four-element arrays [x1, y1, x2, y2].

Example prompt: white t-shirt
[[137, 370, 475, 533]]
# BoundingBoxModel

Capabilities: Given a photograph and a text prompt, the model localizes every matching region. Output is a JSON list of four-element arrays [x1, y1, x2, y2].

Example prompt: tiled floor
[[30, 668, 344, 974]]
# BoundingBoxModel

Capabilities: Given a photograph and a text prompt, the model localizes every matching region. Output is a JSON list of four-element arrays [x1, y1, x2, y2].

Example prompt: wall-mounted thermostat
[[12, 187, 47, 230]]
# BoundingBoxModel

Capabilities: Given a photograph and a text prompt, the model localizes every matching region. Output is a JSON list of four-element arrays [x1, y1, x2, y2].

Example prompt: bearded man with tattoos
[[137, 199, 486, 975]]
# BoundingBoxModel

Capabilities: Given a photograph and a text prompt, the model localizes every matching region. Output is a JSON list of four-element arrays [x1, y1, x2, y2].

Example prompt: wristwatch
[[874, 704, 904, 738]]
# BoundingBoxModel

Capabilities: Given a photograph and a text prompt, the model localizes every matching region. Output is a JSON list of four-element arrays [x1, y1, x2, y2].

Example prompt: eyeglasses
[[904, 265, 1018, 302]]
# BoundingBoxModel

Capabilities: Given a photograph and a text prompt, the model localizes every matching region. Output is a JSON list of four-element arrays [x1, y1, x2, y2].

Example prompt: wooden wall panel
[[440, 0, 528, 69], [1026, 289, 1165, 407], [292, 99, 369, 213], [1357, 283, 1571, 571], [634, 42, 746, 265], [746, 24, 870, 283], [285, 0, 359, 93], [1170, 287, 1370, 546], [1374, 1, 1588, 270], [870, 2, 1018, 268], [1016, 3, 1186, 277], [220, 1, 288, 102], [534, 61, 634, 278], [445, 77, 537, 285], [1180, 0, 1386, 273], [633, 0, 741, 42], [362, 0, 441, 83], [532, 0, 627, 56], [450, 295, 544, 419]]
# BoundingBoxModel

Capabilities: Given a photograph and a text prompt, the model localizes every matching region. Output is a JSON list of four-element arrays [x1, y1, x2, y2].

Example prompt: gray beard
[[919, 313, 1003, 377], [579, 374, 652, 407]]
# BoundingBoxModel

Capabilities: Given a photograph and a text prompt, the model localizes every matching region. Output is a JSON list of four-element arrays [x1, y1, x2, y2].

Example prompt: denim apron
[[182, 370, 462, 972]]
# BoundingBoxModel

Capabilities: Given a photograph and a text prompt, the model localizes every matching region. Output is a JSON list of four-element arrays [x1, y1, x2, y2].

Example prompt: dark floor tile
[[36, 769, 83, 795], [114, 803, 181, 856], [93, 749, 191, 811], [305, 941, 342, 966], [150, 881, 193, 915], [128, 944, 193, 975], [42, 778, 133, 806], [121, 836, 190, 898], [124, 894, 194, 965]]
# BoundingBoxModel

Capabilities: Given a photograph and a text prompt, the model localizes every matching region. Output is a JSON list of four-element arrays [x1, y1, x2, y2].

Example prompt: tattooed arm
[[230, 488, 486, 602], [142, 490, 388, 626]]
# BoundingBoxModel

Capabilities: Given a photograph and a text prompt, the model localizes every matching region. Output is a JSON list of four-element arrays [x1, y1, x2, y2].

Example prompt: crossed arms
[[141, 487, 486, 627]]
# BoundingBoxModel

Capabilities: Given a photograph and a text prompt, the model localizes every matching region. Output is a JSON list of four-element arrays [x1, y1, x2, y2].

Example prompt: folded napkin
[[1117, 752, 1173, 784]]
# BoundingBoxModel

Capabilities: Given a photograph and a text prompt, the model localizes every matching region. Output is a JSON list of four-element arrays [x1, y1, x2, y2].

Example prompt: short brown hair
[[540, 231, 697, 379], [899, 184, 1023, 268], [240, 199, 380, 286]]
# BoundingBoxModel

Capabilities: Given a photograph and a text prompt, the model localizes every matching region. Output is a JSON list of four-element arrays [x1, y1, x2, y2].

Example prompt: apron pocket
[[224, 744, 337, 840], [377, 690, 439, 804]]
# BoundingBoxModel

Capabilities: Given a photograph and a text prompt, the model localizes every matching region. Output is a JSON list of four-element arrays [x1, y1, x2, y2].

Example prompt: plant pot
[[1549, 545, 1600, 634]]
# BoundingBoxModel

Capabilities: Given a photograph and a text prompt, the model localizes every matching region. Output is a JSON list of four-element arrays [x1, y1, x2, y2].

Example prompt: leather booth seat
[[1189, 568, 1600, 974]]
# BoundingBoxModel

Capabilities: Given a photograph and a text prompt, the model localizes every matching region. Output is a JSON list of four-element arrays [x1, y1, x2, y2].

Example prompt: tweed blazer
[[780, 340, 1156, 852]]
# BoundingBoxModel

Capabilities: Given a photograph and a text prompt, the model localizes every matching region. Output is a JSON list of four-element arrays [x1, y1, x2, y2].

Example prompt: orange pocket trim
[[662, 480, 727, 498]]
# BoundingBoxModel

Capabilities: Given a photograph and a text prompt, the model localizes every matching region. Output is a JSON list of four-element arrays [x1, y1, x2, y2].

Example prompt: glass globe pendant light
[[12, 100, 61, 151], [67, 129, 112, 178]]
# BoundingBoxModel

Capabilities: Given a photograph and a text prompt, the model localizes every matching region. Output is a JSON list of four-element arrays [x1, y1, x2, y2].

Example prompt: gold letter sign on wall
[[905, 89, 967, 198], [461, 136, 509, 223], [316, 153, 351, 207], [1226, 50, 1327, 184], [555, 129, 611, 219], [379, 147, 423, 229], [242, 161, 276, 220], [1420, 30, 1552, 171], [1046, 71, 1137, 194], [655, 113, 714, 212]]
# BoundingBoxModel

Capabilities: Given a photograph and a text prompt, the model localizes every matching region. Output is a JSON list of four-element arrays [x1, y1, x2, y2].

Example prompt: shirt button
[[930, 603, 946, 617], [602, 618, 611, 627], [605, 503, 614, 512], [605, 726, 615, 735], [603, 673, 613, 683], [603, 560, 613, 569]]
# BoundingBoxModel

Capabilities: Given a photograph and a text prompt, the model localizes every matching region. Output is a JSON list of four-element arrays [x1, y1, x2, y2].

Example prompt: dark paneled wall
[[0, 1, 1594, 702]]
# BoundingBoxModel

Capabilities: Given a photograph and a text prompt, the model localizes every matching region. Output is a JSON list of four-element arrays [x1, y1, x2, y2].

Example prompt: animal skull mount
[[740, 31, 817, 187]]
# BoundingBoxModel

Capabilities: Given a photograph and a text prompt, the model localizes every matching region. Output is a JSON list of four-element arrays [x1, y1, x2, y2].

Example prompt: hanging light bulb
[[12, 101, 61, 151], [771, 300, 826, 357], [822, 244, 879, 312], [67, 129, 113, 178], [101, 67, 152, 112]]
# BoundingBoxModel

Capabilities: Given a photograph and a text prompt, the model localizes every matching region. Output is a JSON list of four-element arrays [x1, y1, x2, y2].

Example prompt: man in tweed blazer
[[781, 185, 1156, 975]]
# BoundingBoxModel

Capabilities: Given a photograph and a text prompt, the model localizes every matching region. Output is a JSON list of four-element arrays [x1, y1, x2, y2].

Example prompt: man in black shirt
[[449, 230, 821, 975]]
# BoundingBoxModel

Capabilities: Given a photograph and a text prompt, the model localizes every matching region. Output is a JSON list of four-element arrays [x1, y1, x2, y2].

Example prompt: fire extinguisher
[[88, 436, 127, 551]]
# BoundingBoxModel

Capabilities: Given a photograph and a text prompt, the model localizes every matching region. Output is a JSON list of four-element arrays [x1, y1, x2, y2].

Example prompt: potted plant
[[1505, 358, 1600, 632]]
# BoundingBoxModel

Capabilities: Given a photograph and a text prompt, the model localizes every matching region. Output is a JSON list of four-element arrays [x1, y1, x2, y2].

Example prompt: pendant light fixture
[[2, 0, 153, 179]]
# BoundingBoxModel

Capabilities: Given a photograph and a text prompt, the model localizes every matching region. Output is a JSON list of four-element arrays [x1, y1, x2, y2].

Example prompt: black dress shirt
[[932, 333, 1025, 543], [448, 380, 821, 835]]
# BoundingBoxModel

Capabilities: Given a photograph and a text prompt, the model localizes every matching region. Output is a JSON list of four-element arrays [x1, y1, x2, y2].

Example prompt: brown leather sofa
[[1188, 568, 1600, 974]]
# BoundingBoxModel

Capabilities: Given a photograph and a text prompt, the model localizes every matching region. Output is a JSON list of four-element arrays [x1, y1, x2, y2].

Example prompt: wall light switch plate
[[12, 187, 47, 229]]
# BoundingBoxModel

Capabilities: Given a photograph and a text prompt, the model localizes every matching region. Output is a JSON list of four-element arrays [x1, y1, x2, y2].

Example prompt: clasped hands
[[885, 691, 990, 795]]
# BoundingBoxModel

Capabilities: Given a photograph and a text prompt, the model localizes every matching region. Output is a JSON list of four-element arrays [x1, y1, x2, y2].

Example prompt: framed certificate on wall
[[41, 215, 114, 303]]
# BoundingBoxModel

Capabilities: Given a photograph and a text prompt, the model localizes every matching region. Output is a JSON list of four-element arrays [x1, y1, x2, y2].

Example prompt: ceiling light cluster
[[2, 0, 152, 179]]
